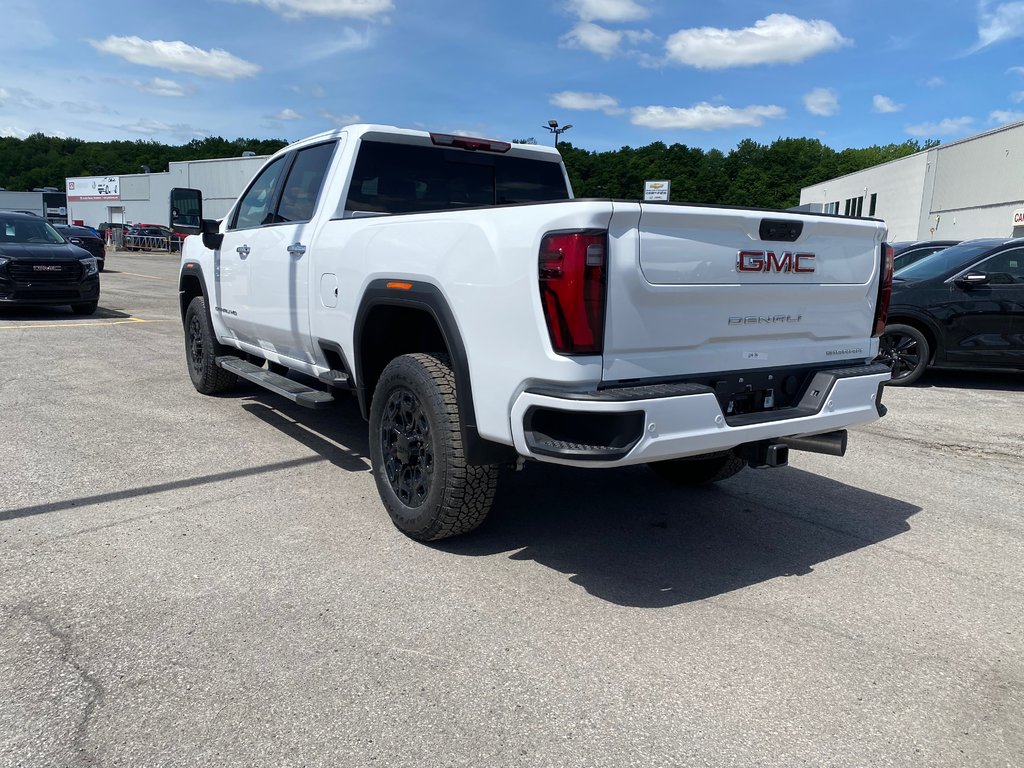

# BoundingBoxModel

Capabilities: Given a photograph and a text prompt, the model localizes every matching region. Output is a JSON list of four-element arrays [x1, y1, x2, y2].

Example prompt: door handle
[[287, 243, 306, 256], [236, 244, 250, 257]]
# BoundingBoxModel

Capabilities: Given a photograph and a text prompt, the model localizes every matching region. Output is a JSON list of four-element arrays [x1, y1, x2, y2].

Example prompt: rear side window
[[345, 140, 569, 215], [277, 142, 336, 223]]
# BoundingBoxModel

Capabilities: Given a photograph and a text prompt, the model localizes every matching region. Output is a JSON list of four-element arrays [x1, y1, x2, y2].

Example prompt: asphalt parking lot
[[1, 251, 1021, 767]]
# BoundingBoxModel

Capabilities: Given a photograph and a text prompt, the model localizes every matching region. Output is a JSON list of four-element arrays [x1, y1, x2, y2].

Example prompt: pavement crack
[[10, 605, 106, 766]]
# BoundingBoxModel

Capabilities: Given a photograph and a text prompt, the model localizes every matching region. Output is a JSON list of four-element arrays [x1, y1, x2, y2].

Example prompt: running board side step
[[216, 356, 334, 409]]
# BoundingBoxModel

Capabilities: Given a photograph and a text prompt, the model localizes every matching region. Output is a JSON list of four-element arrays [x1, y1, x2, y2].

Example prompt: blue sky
[[2, 0, 1024, 153]]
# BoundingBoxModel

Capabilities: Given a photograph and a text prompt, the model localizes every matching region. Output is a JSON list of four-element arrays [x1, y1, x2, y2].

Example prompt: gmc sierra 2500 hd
[[171, 124, 893, 541]]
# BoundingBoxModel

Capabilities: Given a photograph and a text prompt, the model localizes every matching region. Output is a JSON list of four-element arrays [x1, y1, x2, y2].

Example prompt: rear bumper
[[510, 363, 890, 467]]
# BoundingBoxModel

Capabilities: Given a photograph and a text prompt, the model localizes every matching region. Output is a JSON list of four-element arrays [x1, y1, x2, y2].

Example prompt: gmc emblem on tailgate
[[33, 265, 63, 272], [737, 250, 815, 274]]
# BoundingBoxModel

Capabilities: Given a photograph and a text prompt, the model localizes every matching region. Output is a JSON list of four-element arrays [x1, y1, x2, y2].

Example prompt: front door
[[943, 247, 1024, 367]]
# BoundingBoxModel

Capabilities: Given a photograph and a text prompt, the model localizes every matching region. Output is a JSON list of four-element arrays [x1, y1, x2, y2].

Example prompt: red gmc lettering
[[737, 250, 816, 274]]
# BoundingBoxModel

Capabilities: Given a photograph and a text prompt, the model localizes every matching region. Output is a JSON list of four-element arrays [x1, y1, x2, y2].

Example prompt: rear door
[[602, 204, 886, 381]]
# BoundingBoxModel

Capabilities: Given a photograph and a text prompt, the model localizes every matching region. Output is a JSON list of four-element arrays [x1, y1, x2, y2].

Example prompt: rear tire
[[369, 353, 498, 541], [184, 295, 237, 394], [878, 323, 930, 385], [648, 451, 747, 485]]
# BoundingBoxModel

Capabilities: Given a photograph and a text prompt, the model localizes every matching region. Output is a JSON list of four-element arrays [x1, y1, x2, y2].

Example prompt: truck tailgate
[[603, 203, 887, 382]]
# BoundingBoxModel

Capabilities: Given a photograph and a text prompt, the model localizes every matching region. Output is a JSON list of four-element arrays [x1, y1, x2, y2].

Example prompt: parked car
[[0, 211, 100, 314], [52, 224, 106, 271], [878, 237, 1024, 384], [124, 224, 173, 251], [891, 240, 959, 272]]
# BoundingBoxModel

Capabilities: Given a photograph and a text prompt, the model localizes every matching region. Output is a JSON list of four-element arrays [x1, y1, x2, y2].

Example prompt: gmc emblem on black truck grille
[[737, 250, 815, 274]]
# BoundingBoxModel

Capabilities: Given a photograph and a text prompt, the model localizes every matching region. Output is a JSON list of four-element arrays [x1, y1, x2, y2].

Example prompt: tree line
[[0, 132, 936, 210]]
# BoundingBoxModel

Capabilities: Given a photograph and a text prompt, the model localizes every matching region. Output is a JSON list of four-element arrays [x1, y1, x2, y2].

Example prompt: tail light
[[873, 242, 894, 337], [538, 230, 607, 355]]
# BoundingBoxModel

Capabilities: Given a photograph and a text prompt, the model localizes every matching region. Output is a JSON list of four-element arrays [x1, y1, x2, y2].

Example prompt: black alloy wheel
[[878, 323, 930, 386], [183, 295, 237, 394], [379, 386, 435, 508]]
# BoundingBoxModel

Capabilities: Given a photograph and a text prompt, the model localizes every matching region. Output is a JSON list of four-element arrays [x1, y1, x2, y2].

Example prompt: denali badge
[[737, 250, 815, 274], [729, 315, 803, 325], [33, 265, 63, 272]]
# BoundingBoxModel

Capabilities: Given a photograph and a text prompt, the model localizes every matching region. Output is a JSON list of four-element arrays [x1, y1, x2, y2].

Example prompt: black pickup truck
[[0, 211, 100, 315]]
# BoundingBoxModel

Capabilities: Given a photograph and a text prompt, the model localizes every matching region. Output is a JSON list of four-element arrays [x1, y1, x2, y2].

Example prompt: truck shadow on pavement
[[437, 462, 920, 609], [196, 389, 920, 610]]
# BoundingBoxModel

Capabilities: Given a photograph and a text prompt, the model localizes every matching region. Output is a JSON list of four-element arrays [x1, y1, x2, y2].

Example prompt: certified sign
[[644, 180, 671, 202]]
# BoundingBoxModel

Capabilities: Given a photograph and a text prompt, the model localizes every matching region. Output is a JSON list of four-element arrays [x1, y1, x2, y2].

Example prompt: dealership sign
[[1013, 207, 1024, 226], [66, 176, 120, 201], [644, 180, 671, 202]]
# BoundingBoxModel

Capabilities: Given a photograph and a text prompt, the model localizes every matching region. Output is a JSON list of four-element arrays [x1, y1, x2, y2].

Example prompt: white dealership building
[[799, 119, 1024, 242], [65, 154, 269, 230]]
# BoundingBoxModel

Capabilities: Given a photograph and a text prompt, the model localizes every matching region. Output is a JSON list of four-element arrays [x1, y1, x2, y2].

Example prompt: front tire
[[184, 295, 237, 394], [648, 451, 747, 485], [369, 353, 498, 541], [878, 323, 930, 385]]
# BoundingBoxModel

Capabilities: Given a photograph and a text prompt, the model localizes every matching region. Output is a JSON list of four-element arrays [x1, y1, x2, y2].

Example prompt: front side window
[[277, 142, 336, 223], [972, 248, 1024, 284], [231, 155, 288, 230]]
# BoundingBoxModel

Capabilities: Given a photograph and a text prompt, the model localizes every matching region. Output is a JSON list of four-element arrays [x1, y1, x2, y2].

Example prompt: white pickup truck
[[172, 124, 893, 541]]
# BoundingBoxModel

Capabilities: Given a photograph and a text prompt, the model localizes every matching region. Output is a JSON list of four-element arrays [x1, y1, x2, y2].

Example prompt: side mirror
[[201, 218, 224, 251], [955, 271, 990, 289], [170, 187, 203, 235]]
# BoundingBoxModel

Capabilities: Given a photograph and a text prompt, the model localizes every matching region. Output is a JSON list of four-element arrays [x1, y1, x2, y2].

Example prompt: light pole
[[543, 119, 573, 147]]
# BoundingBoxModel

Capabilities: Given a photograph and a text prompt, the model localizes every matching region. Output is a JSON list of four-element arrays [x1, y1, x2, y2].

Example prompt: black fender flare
[[354, 279, 516, 466]]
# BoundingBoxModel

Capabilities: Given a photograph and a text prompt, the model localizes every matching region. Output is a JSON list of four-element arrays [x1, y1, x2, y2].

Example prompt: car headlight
[[80, 257, 99, 277], [0, 255, 9, 268]]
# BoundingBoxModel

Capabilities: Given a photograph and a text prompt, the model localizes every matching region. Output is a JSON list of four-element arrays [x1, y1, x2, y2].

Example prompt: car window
[[345, 140, 570, 215], [276, 142, 335, 224], [896, 240, 1004, 280], [0, 217, 65, 244], [972, 248, 1024, 284], [231, 155, 288, 230]]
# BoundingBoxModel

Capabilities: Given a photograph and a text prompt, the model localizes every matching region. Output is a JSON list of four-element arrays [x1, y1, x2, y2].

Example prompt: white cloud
[[230, 0, 392, 18], [990, 110, 1024, 124], [122, 119, 210, 139], [561, 21, 623, 57], [0, 1, 55, 50], [0, 126, 32, 139], [300, 28, 373, 63], [665, 14, 850, 69], [550, 91, 624, 115], [272, 108, 303, 121], [973, 2, 1024, 50], [0, 87, 51, 110], [873, 94, 904, 113], [631, 102, 785, 131], [1011, 91, 1024, 103], [566, 0, 649, 22], [59, 101, 112, 115], [141, 78, 191, 97], [88, 36, 260, 80], [925, 76, 945, 87], [804, 88, 838, 116], [904, 117, 974, 137], [320, 110, 360, 126], [1010, 66, 1024, 76]]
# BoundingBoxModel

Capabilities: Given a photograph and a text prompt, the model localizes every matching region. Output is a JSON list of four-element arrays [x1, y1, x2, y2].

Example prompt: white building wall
[[801, 120, 1024, 242], [65, 155, 269, 229], [799, 153, 929, 241]]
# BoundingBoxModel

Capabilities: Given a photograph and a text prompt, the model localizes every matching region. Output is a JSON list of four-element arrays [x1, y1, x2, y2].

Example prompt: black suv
[[53, 224, 106, 271], [0, 212, 100, 315], [879, 238, 1024, 384], [891, 240, 959, 272]]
